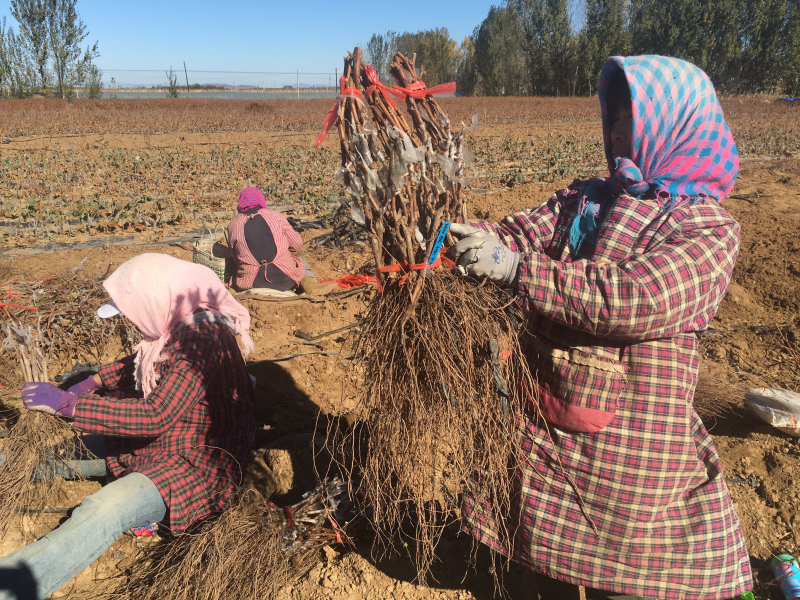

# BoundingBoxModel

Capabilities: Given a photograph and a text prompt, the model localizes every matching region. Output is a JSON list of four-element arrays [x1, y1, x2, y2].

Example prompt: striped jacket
[[462, 179, 752, 599]]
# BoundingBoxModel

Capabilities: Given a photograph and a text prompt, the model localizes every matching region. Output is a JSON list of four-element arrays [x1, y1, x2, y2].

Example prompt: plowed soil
[[1, 120, 799, 600]]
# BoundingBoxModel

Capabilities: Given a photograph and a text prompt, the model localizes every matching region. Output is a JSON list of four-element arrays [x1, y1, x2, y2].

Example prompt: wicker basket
[[193, 235, 229, 281]]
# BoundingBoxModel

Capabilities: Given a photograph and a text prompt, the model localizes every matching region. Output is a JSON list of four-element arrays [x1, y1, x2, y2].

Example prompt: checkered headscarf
[[237, 187, 266, 213], [570, 55, 739, 255]]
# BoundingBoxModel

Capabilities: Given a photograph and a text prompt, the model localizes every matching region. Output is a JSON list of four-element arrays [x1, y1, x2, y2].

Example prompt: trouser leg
[[534, 572, 649, 600], [1, 435, 107, 481], [534, 572, 582, 600], [0, 472, 166, 600]]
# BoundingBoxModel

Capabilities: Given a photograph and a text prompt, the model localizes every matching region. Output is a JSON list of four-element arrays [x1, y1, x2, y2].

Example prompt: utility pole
[[335, 67, 337, 88], [297, 69, 299, 100], [183, 62, 189, 93]]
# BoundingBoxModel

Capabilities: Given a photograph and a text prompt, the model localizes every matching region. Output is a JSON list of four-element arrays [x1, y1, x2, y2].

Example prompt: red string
[[327, 515, 343, 544], [364, 65, 405, 108], [318, 273, 379, 289], [315, 77, 363, 147], [390, 80, 457, 101], [374, 250, 455, 292], [0, 302, 38, 312], [315, 71, 456, 147]]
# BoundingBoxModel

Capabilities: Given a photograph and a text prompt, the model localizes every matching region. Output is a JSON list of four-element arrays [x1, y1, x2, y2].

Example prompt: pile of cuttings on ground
[[98, 478, 352, 600], [320, 47, 537, 583], [0, 263, 141, 394], [303, 201, 369, 249]]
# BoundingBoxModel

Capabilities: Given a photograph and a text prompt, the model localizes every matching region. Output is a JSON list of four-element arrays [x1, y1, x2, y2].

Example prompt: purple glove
[[66, 376, 100, 396], [21, 382, 78, 418]]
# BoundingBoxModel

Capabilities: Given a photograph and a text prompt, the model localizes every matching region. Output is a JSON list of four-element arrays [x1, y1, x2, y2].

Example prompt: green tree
[[0, 17, 30, 97], [630, 0, 705, 64], [10, 0, 49, 94], [165, 66, 180, 98], [578, 0, 631, 95], [702, 0, 745, 91], [47, 0, 98, 100], [473, 5, 528, 95], [365, 33, 391, 82], [85, 61, 101, 98], [508, 0, 579, 96], [393, 28, 460, 86], [783, 0, 800, 95], [739, 0, 786, 92], [456, 34, 480, 95]]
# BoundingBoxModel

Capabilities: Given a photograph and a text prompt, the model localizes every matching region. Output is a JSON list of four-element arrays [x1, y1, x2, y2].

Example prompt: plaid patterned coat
[[73, 321, 255, 533], [462, 180, 752, 599], [227, 208, 305, 290]]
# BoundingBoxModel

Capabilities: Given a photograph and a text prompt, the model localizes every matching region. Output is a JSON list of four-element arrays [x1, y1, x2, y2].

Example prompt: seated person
[[227, 187, 315, 292], [0, 254, 256, 600]]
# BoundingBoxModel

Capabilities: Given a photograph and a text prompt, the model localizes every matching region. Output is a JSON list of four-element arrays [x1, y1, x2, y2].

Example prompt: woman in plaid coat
[[0, 254, 256, 600], [452, 56, 751, 599]]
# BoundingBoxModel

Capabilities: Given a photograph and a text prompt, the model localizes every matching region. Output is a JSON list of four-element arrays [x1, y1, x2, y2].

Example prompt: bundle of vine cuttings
[[318, 48, 536, 581], [0, 267, 137, 536], [97, 478, 351, 600], [0, 270, 141, 393]]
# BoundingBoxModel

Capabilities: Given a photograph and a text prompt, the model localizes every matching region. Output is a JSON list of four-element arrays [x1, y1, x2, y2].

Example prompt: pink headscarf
[[103, 253, 255, 398]]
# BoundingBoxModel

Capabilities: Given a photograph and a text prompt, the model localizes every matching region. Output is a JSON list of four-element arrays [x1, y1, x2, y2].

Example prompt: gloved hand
[[449, 223, 520, 286], [22, 382, 78, 418], [414, 226, 427, 251], [66, 375, 101, 396]]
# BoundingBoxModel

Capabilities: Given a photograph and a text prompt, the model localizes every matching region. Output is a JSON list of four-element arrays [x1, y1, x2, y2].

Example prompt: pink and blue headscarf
[[570, 55, 739, 255], [237, 187, 267, 213]]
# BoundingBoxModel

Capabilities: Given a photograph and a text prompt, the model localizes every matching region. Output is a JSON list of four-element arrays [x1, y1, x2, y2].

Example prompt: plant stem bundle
[[326, 48, 533, 583]]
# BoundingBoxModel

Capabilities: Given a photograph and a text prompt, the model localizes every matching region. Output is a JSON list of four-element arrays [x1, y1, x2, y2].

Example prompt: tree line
[[0, 0, 100, 99], [366, 0, 800, 97]]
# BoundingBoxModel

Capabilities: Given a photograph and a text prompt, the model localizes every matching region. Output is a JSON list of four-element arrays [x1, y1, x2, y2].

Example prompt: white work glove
[[414, 226, 427, 251], [449, 223, 519, 287]]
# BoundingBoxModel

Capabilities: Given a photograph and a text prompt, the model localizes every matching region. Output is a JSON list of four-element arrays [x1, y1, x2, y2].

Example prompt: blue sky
[[1, 0, 498, 87]]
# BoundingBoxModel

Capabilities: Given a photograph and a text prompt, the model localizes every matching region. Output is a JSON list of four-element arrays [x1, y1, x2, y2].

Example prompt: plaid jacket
[[73, 321, 255, 533], [462, 180, 752, 599], [227, 209, 305, 290]]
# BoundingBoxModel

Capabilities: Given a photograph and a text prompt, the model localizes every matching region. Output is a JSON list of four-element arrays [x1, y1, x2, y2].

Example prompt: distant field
[[97, 91, 341, 100], [0, 96, 797, 247]]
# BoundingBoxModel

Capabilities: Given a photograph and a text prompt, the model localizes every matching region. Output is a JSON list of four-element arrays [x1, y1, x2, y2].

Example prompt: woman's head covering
[[102, 253, 254, 398], [237, 187, 267, 213], [570, 55, 739, 255]]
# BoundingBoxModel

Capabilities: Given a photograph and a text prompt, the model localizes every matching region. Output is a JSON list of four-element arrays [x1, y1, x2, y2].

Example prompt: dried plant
[[95, 479, 351, 600], [0, 409, 94, 538]]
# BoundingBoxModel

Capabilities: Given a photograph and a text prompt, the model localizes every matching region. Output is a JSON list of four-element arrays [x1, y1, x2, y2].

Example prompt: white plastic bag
[[745, 388, 800, 437]]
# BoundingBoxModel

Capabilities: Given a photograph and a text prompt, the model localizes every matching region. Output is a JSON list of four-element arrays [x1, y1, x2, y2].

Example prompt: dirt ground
[[1, 126, 799, 599]]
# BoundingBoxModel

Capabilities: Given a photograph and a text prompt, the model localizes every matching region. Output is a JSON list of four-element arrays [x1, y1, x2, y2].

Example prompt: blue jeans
[[0, 435, 108, 481], [0, 438, 166, 600]]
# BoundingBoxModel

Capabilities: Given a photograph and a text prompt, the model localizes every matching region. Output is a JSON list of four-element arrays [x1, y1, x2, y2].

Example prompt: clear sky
[[1, 0, 497, 88]]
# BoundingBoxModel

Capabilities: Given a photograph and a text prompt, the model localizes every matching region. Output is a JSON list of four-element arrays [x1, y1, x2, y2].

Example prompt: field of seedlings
[[1, 96, 800, 600], [1, 97, 799, 248]]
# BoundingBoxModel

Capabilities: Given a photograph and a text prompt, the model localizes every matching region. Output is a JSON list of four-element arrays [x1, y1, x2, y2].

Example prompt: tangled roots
[[331, 273, 534, 582], [97, 481, 350, 600], [0, 409, 93, 538]]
